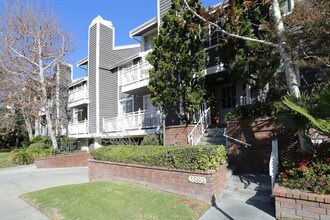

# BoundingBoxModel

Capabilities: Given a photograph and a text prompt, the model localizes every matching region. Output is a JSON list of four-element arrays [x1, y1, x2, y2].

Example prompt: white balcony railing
[[120, 61, 152, 91], [103, 109, 161, 133], [68, 119, 89, 135], [68, 84, 88, 105]]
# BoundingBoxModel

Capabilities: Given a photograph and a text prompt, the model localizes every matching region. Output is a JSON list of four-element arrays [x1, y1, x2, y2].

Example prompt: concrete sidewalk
[[0, 165, 88, 220], [199, 197, 275, 220]]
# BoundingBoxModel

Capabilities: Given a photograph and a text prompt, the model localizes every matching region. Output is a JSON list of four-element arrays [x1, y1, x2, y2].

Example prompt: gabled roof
[[130, 17, 157, 37]]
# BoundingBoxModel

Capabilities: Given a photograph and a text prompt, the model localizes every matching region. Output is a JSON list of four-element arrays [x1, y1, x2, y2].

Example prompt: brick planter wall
[[273, 183, 330, 219], [226, 118, 293, 173], [165, 125, 195, 145], [35, 153, 90, 168], [89, 159, 227, 204]]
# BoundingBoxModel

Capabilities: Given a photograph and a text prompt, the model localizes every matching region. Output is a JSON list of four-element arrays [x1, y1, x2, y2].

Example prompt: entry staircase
[[199, 127, 227, 146], [224, 168, 272, 203]]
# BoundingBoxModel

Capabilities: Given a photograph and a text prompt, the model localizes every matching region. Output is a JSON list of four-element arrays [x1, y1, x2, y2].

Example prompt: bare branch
[[183, 0, 278, 47]]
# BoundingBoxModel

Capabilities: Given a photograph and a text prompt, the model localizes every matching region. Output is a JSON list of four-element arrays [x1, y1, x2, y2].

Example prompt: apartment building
[[67, 0, 251, 150]]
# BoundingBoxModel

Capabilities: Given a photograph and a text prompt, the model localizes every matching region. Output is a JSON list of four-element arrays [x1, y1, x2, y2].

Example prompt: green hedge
[[91, 145, 227, 171]]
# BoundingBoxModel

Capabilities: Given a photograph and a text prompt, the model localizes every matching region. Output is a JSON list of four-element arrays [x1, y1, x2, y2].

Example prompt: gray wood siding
[[99, 68, 117, 132], [159, 0, 171, 24], [100, 24, 140, 68], [88, 25, 97, 133], [134, 96, 143, 111], [99, 24, 117, 132]]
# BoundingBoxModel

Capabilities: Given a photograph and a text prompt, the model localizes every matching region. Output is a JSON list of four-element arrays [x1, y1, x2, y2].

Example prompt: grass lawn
[[21, 181, 210, 220], [0, 152, 15, 168]]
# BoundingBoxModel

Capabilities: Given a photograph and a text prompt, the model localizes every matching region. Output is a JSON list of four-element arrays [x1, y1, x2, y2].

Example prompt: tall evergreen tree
[[147, 0, 206, 124]]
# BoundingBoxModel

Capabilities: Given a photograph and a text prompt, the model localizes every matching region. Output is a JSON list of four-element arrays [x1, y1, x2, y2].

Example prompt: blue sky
[[51, 0, 220, 79]]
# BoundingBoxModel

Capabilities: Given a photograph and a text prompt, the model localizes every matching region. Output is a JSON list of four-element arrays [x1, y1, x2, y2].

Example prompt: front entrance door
[[220, 84, 237, 122]]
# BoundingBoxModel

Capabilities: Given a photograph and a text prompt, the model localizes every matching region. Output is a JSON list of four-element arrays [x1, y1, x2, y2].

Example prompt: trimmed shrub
[[10, 145, 52, 165], [140, 134, 162, 146], [91, 145, 227, 171]]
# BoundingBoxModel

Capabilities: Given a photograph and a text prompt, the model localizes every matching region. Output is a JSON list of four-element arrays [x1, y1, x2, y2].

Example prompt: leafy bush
[[91, 145, 227, 171], [277, 142, 330, 194], [10, 145, 52, 165], [224, 102, 280, 122], [31, 135, 52, 145], [140, 134, 162, 146], [58, 135, 78, 152], [29, 142, 51, 149]]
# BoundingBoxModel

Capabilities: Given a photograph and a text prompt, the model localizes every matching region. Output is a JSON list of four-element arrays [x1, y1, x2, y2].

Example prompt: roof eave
[[130, 17, 157, 37]]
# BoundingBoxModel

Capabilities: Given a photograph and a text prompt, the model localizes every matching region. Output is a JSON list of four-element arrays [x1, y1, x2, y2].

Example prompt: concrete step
[[204, 128, 225, 137], [223, 185, 271, 202], [227, 174, 272, 192], [224, 173, 272, 202], [202, 136, 226, 143]]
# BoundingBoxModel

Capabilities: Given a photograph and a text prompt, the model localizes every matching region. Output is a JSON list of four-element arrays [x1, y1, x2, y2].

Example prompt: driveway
[[0, 165, 88, 220]]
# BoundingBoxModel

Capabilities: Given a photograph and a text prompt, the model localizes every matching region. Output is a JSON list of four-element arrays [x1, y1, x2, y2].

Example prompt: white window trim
[[118, 97, 134, 115]]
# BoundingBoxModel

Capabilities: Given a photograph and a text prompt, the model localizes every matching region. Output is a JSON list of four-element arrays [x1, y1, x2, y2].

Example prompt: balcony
[[68, 119, 89, 135], [103, 110, 161, 135], [120, 61, 152, 95], [68, 84, 89, 108]]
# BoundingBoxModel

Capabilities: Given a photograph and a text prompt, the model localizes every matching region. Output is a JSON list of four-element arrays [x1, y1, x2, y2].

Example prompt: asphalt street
[[0, 165, 88, 220]]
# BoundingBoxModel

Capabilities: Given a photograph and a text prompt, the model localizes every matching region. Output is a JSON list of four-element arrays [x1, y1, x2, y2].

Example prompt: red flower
[[305, 181, 309, 186], [320, 182, 325, 186], [300, 165, 307, 170], [298, 157, 308, 167], [283, 174, 288, 179], [326, 158, 330, 163], [285, 169, 290, 174]]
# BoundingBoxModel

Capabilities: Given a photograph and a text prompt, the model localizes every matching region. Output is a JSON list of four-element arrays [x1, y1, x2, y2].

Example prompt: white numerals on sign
[[188, 176, 206, 184]]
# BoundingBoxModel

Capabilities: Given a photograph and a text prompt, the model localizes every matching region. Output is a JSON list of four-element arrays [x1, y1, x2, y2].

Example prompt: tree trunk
[[272, 0, 300, 98], [23, 113, 34, 141], [39, 68, 58, 149], [34, 116, 40, 136], [272, 0, 311, 152]]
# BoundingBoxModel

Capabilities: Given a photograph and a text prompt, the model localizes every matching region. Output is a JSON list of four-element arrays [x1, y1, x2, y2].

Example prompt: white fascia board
[[77, 57, 88, 67], [113, 44, 140, 50], [129, 17, 157, 37], [68, 77, 88, 88]]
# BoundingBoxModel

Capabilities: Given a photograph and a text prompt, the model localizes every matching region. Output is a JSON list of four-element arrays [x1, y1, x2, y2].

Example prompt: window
[[221, 85, 236, 109], [120, 99, 133, 114], [73, 109, 84, 122], [144, 35, 154, 51], [143, 95, 157, 112]]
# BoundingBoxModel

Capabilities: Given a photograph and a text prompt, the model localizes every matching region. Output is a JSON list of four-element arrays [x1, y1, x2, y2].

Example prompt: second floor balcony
[[103, 109, 161, 134], [120, 61, 152, 95], [68, 119, 89, 136], [68, 83, 89, 108]]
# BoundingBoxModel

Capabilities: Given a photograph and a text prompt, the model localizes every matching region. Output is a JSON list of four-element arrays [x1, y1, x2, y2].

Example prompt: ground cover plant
[[91, 145, 226, 171], [277, 142, 330, 194], [21, 181, 210, 220], [0, 151, 15, 168]]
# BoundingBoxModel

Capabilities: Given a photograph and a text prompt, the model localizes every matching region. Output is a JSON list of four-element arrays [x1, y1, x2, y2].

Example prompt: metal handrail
[[188, 107, 211, 145], [223, 128, 252, 148]]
